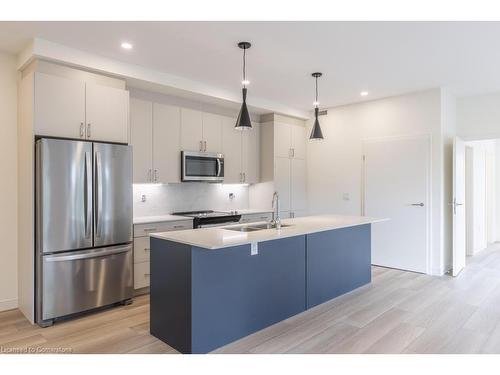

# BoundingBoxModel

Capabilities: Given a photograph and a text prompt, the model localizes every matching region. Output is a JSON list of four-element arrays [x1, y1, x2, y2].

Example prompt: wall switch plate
[[229, 193, 235, 200], [342, 193, 350, 201], [141, 194, 147, 203], [251, 242, 258, 256]]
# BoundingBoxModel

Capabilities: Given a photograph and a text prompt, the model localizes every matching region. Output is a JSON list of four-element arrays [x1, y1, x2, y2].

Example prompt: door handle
[[84, 151, 92, 239], [204, 141, 207, 152], [216, 159, 222, 177], [87, 123, 91, 138], [450, 198, 464, 215], [199, 141, 203, 152], [410, 203, 424, 207], [95, 151, 103, 238]]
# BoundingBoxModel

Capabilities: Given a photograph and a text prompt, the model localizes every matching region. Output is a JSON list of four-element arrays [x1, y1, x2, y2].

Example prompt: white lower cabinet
[[133, 219, 192, 292], [134, 261, 151, 290]]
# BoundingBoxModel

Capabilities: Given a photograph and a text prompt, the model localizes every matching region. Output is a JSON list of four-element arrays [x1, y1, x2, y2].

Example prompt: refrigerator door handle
[[44, 245, 131, 262], [84, 151, 92, 239], [95, 151, 103, 238]]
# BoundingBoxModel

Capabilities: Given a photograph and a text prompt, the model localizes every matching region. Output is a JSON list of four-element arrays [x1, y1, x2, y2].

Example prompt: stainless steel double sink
[[223, 223, 293, 232]]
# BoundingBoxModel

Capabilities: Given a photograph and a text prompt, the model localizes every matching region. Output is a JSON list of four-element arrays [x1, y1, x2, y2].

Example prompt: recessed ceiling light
[[121, 42, 133, 50], [360, 91, 369, 96]]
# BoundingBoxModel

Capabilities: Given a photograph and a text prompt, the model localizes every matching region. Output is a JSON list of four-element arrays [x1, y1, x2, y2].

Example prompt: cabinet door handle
[[154, 169, 158, 182], [243, 172, 246, 182], [144, 248, 150, 252], [87, 123, 91, 138], [144, 273, 151, 277], [143, 227, 157, 232], [292, 148, 295, 157], [148, 169, 152, 182], [199, 140, 203, 151], [80, 122, 85, 138]]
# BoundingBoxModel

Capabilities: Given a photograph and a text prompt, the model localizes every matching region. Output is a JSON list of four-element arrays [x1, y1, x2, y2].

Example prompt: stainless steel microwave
[[181, 151, 224, 182]]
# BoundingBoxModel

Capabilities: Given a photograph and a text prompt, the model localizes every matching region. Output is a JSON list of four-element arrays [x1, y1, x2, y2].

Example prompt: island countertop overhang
[[149, 214, 388, 250]]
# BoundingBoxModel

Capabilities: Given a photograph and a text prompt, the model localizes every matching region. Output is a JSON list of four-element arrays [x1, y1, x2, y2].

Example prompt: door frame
[[361, 134, 432, 274]]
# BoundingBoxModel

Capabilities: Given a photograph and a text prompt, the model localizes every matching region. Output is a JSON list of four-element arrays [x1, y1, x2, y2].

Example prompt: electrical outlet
[[251, 242, 258, 256], [342, 193, 350, 201], [141, 194, 147, 203]]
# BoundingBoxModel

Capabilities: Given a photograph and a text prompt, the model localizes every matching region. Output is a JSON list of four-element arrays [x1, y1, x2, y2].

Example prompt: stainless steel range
[[172, 210, 241, 228]]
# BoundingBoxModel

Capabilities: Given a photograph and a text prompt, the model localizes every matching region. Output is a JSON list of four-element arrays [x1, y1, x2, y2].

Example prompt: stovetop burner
[[172, 210, 241, 228], [173, 210, 236, 218]]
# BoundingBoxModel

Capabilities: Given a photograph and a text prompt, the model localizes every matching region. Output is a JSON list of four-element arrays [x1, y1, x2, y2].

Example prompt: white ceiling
[[2, 21, 500, 112]]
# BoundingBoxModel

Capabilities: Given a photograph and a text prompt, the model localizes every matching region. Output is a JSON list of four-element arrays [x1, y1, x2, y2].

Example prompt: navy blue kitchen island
[[149, 216, 379, 354]]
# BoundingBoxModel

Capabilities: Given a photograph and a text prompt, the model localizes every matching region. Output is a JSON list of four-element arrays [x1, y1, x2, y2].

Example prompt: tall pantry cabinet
[[260, 114, 308, 218]]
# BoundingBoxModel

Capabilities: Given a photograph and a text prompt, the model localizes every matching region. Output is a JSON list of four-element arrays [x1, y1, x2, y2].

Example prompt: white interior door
[[364, 136, 429, 273], [452, 136, 466, 276]]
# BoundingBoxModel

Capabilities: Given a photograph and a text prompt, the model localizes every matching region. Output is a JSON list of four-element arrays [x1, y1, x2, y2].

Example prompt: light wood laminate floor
[[2, 244, 500, 354]]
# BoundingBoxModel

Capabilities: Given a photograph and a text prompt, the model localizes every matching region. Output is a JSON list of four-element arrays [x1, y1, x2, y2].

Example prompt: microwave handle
[[217, 158, 222, 177]]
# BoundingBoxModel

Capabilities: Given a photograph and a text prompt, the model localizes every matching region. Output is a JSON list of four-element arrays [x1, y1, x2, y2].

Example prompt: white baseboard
[[0, 298, 18, 312]]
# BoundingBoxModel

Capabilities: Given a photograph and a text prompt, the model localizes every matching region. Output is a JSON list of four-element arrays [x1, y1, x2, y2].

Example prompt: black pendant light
[[235, 42, 252, 130], [310, 72, 324, 140]]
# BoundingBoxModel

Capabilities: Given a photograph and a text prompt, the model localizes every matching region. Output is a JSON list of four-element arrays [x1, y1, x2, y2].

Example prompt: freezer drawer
[[39, 244, 133, 321]]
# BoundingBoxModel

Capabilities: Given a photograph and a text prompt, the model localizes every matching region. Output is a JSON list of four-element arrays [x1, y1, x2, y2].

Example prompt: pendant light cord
[[243, 47, 247, 88], [315, 76, 318, 108]]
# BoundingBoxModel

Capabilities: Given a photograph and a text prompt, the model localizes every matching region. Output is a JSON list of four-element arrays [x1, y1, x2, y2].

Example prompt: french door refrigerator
[[35, 138, 133, 327]]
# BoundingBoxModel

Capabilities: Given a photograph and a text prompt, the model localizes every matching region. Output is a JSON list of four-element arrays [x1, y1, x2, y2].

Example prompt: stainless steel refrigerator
[[35, 138, 133, 327]]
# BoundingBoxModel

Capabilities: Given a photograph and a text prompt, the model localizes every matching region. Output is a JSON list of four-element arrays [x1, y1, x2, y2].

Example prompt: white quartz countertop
[[150, 214, 387, 250], [133, 215, 194, 225]]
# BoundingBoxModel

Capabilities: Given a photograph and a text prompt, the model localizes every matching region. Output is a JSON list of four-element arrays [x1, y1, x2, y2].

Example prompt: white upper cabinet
[[242, 123, 260, 184], [85, 83, 129, 143], [291, 158, 307, 211], [222, 116, 242, 184], [130, 98, 153, 183], [180, 108, 203, 151], [274, 157, 291, 212], [291, 124, 306, 159], [274, 122, 292, 158], [34, 72, 129, 143], [34, 72, 86, 139], [153, 103, 181, 183], [202, 112, 223, 152]]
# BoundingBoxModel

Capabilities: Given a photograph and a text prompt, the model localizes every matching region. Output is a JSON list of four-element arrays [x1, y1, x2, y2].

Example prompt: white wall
[[0, 52, 18, 311], [457, 93, 500, 140], [496, 140, 500, 242], [441, 89, 456, 272], [307, 89, 447, 275], [133, 183, 250, 217]]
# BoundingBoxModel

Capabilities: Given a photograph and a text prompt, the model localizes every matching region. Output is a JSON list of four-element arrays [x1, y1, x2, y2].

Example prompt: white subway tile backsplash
[[133, 183, 250, 217]]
